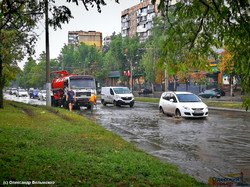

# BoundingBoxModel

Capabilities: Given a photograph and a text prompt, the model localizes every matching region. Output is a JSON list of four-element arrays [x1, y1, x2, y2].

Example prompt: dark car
[[199, 89, 221, 98], [213, 89, 225, 96], [29, 89, 40, 98], [138, 88, 152, 95]]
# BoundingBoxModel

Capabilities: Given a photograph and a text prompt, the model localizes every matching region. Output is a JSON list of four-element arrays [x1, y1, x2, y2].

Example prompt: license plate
[[194, 110, 202, 113]]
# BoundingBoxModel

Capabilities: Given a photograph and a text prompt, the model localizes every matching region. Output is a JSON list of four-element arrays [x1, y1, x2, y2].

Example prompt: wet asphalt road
[[78, 102, 250, 184], [4, 94, 250, 184]]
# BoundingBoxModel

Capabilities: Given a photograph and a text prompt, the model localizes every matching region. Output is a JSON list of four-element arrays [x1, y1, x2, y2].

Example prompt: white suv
[[159, 91, 208, 118]]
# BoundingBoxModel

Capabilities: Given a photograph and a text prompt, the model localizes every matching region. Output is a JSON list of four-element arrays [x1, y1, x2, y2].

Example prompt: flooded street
[[78, 102, 250, 184], [4, 94, 250, 184]]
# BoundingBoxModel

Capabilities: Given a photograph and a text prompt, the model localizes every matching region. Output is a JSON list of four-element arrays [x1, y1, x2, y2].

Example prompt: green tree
[[122, 36, 142, 87], [59, 44, 78, 73], [0, 0, 74, 108], [141, 16, 170, 91], [1, 0, 114, 108], [19, 58, 37, 89], [153, 0, 250, 109]]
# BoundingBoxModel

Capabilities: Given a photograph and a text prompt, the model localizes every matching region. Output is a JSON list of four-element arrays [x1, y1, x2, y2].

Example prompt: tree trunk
[[173, 75, 177, 91], [164, 69, 168, 92], [230, 74, 234, 97], [0, 57, 4, 109]]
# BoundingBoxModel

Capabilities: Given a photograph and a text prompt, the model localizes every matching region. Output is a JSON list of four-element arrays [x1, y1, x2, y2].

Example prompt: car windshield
[[176, 94, 201, 102], [113, 88, 131, 94], [70, 79, 95, 89]]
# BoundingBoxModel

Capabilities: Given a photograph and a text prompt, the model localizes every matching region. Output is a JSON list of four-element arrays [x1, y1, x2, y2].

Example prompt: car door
[[161, 93, 172, 115], [106, 88, 114, 103], [168, 94, 178, 115]]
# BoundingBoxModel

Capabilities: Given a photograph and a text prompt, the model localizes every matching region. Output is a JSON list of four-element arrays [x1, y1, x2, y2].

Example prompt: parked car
[[38, 90, 47, 100], [16, 89, 28, 97], [138, 88, 152, 95], [101, 87, 134, 107], [159, 91, 208, 118], [213, 89, 225, 96], [199, 89, 221, 98], [29, 89, 40, 98]]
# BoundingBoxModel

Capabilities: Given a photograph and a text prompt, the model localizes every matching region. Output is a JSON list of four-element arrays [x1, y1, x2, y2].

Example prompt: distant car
[[159, 91, 208, 118], [199, 90, 221, 98], [138, 88, 152, 95], [213, 89, 225, 96], [29, 89, 40, 98], [38, 90, 46, 100], [16, 89, 28, 97], [9, 88, 17, 95]]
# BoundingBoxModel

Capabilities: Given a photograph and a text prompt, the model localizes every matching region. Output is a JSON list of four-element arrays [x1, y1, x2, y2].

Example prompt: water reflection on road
[[78, 102, 250, 184]]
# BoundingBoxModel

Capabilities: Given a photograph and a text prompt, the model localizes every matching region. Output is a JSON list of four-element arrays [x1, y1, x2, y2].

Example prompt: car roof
[[163, 91, 194, 95]]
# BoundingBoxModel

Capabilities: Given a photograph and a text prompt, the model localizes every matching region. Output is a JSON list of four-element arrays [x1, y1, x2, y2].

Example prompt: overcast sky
[[19, 0, 138, 69]]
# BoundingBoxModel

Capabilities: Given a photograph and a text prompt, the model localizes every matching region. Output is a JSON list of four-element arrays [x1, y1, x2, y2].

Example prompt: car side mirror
[[170, 99, 174, 102]]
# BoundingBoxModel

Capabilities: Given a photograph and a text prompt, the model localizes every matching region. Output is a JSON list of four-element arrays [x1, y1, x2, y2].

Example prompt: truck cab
[[51, 71, 96, 109]]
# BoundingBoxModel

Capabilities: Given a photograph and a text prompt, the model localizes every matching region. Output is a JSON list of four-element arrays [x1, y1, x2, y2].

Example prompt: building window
[[141, 7, 147, 13]]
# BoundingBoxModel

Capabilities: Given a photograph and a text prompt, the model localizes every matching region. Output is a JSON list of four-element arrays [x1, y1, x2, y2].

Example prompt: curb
[[208, 107, 249, 112]]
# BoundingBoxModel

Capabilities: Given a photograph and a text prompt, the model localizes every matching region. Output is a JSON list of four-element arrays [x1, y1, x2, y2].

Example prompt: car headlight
[[183, 105, 190, 110]]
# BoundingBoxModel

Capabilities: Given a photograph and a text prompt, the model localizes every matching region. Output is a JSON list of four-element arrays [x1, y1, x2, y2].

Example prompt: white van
[[101, 87, 134, 107]]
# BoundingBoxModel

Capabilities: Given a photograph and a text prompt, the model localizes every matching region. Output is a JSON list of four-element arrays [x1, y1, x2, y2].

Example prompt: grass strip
[[203, 101, 243, 109], [0, 100, 207, 186]]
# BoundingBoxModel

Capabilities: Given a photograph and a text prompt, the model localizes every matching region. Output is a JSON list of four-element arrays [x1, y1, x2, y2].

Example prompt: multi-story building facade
[[103, 36, 112, 46], [68, 31, 102, 50], [121, 0, 160, 42]]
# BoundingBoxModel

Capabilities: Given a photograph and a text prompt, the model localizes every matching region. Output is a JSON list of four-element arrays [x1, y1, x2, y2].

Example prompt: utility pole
[[45, 0, 51, 106]]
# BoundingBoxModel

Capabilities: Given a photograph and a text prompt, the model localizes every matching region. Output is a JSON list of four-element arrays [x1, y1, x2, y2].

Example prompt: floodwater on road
[[78, 102, 250, 184], [4, 94, 250, 184]]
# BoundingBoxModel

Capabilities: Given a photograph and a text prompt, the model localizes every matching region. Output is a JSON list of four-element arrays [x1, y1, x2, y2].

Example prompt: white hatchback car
[[159, 91, 208, 118], [38, 90, 47, 101], [16, 89, 28, 97]]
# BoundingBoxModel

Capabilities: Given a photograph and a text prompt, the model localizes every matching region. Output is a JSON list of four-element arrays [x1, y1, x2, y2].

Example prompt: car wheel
[[113, 100, 119, 107], [101, 99, 106, 106], [175, 109, 181, 117], [130, 103, 134, 108], [159, 106, 165, 114]]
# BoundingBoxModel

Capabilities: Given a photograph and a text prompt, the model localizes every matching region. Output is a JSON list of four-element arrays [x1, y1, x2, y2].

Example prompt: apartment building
[[68, 31, 102, 50], [103, 36, 112, 46], [121, 0, 160, 42]]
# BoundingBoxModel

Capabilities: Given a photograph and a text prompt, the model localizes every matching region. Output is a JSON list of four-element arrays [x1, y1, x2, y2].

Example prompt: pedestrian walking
[[66, 88, 76, 112]]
